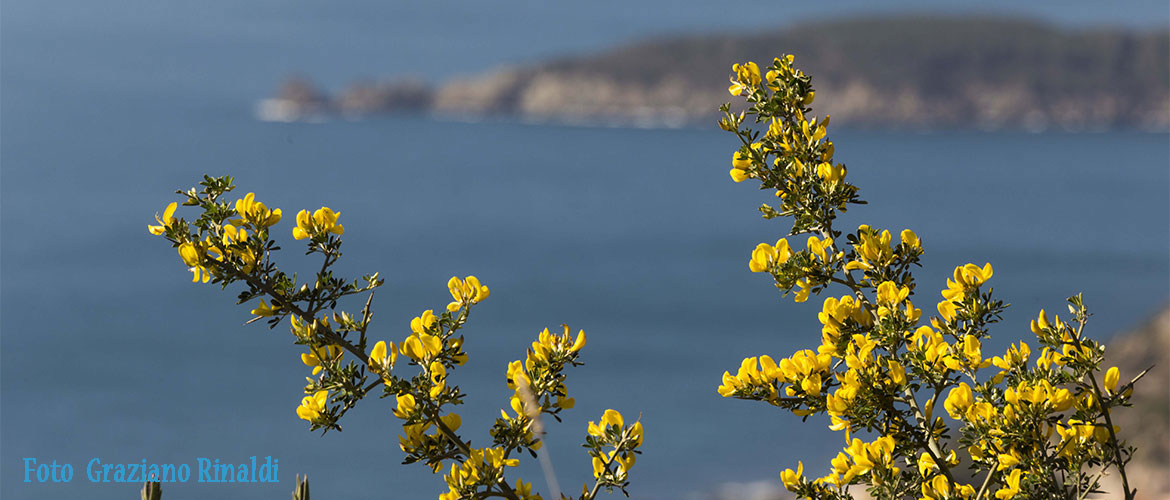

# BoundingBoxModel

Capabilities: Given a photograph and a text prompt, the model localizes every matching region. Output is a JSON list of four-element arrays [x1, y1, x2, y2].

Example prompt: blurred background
[[2, 1, 1167, 499]]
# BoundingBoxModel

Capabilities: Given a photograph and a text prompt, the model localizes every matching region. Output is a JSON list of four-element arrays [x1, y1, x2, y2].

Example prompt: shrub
[[148, 177, 642, 500], [717, 55, 1142, 500]]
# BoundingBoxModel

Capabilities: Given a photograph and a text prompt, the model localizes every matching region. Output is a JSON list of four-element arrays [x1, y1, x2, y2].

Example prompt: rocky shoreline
[[258, 16, 1170, 131]]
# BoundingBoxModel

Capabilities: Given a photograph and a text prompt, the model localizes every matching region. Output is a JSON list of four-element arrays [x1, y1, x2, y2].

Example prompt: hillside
[[263, 16, 1170, 130], [432, 16, 1168, 129]]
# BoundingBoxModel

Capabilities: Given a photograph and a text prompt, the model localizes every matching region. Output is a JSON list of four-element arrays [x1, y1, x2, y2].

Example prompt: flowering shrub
[[148, 176, 642, 500], [718, 55, 1143, 500]]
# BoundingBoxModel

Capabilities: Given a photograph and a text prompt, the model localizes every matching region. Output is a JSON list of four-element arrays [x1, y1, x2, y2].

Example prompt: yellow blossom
[[816, 162, 846, 185], [944, 382, 974, 420], [292, 207, 344, 240], [780, 461, 803, 491], [178, 242, 201, 267], [728, 62, 761, 95], [942, 263, 993, 302], [793, 278, 811, 302], [996, 453, 1020, 471], [393, 393, 416, 419], [732, 150, 753, 170], [876, 281, 910, 317], [250, 299, 279, 317], [296, 390, 328, 422], [147, 202, 178, 235], [446, 275, 490, 312], [402, 332, 442, 361], [995, 469, 1023, 499], [901, 229, 920, 249], [368, 340, 396, 373], [591, 456, 606, 479], [588, 409, 624, 438], [410, 309, 437, 335], [301, 345, 342, 375], [234, 192, 282, 228], [1104, 366, 1119, 394], [428, 361, 447, 398], [748, 239, 793, 273], [937, 299, 958, 322]]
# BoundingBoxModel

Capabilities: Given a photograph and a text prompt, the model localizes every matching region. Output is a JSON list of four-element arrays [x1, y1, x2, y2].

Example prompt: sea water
[[3, 100, 1167, 498]]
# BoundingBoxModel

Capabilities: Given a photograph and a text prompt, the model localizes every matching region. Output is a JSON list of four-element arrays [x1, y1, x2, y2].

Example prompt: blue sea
[[3, 1, 1168, 499]]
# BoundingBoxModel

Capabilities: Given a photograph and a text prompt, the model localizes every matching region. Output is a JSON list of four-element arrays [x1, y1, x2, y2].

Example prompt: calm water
[[3, 1, 1169, 499], [3, 105, 1167, 499]]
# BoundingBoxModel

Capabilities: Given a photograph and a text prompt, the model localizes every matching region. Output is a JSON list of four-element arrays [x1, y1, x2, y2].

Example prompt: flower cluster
[[583, 409, 643, 497], [150, 176, 642, 500], [718, 56, 1141, 500]]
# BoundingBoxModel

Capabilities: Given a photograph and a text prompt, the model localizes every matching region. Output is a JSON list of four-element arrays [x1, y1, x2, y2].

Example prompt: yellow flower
[[944, 383, 973, 420], [748, 239, 793, 273], [995, 469, 1023, 499], [958, 334, 990, 370], [942, 263, 993, 302], [301, 345, 342, 375], [591, 456, 606, 478], [506, 359, 530, 391], [887, 359, 907, 386], [530, 325, 587, 361], [717, 370, 742, 397], [628, 421, 644, 447], [729, 167, 749, 183], [806, 235, 832, 262], [513, 479, 541, 500], [992, 341, 1031, 370], [296, 390, 328, 422], [793, 278, 810, 303], [428, 361, 447, 398], [446, 275, 490, 312], [732, 150, 753, 170], [292, 207, 344, 240], [1104, 366, 1119, 394], [147, 202, 178, 235], [917, 452, 936, 477], [937, 300, 958, 322], [816, 162, 846, 185], [570, 328, 587, 352], [402, 332, 442, 361], [728, 62, 761, 95], [177, 242, 215, 283], [410, 309, 438, 335], [921, 474, 951, 499], [852, 226, 894, 268], [250, 299, 279, 317], [780, 461, 803, 491], [233, 192, 282, 228], [901, 229, 920, 249], [875, 281, 910, 317], [588, 409, 624, 438], [393, 393, 416, 419], [602, 408, 624, 429], [996, 453, 1020, 471], [178, 242, 201, 267], [368, 340, 396, 374], [480, 447, 519, 469]]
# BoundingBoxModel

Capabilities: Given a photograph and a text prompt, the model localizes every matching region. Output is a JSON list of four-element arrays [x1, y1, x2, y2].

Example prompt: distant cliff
[[261, 16, 1170, 130]]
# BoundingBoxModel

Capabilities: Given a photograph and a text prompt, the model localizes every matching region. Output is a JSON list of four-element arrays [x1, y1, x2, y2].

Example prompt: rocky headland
[[258, 16, 1170, 130]]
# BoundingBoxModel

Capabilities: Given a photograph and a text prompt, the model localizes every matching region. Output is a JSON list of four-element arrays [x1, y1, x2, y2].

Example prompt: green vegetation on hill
[[268, 16, 1169, 130]]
